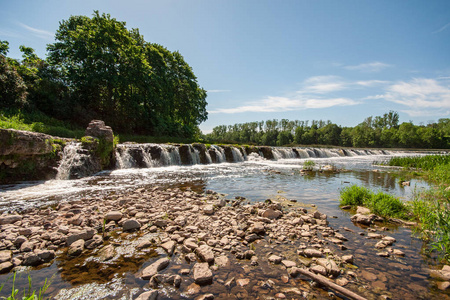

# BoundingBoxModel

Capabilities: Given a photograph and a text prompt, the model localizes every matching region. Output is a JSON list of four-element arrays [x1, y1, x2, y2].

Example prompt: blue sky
[[1, 0, 449, 133]]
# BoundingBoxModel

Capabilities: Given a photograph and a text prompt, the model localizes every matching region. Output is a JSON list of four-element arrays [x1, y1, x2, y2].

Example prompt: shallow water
[[0, 153, 448, 299]]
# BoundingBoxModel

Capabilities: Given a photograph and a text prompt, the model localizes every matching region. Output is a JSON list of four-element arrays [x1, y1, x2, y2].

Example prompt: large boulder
[[85, 120, 114, 143]]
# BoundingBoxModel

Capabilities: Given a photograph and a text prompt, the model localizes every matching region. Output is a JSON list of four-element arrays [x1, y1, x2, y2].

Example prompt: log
[[296, 268, 368, 300]]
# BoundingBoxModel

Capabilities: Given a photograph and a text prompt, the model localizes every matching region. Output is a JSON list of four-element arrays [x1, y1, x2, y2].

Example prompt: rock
[[122, 219, 141, 232], [215, 255, 230, 268], [437, 281, 450, 290], [269, 255, 282, 264], [288, 267, 301, 277], [161, 240, 176, 256], [244, 233, 260, 243], [68, 239, 85, 257], [0, 250, 12, 263], [250, 222, 265, 234], [342, 255, 354, 264], [310, 265, 327, 276], [183, 238, 199, 251], [14, 235, 27, 246], [361, 270, 378, 281], [316, 258, 340, 277], [196, 294, 214, 300], [356, 206, 371, 215], [85, 235, 103, 249], [302, 248, 322, 258], [203, 205, 214, 215], [367, 233, 383, 239], [196, 245, 214, 263], [0, 214, 22, 225], [193, 262, 213, 284], [135, 290, 158, 300], [20, 241, 34, 252], [66, 228, 95, 246], [36, 250, 55, 262], [141, 257, 170, 280], [336, 277, 349, 286], [430, 270, 450, 281], [105, 211, 122, 221], [85, 120, 114, 143], [0, 260, 13, 274], [98, 244, 115, 261], [393, 249, 405, 257], [236, 278, 250, 287], [281, 260, 296, 268], [22, 253, 43, 266], [350, 213, 376, 225], [261, 208, 282, 219]]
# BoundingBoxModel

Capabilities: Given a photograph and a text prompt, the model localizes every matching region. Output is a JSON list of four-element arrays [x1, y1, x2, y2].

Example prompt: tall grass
[[0, 272, 52, 300], [339, 185, 410, 219], [386, 154, 450, 262]]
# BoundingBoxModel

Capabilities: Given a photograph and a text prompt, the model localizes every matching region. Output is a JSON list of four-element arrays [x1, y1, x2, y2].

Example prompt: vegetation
[[206, 112, 450, 148], [0, 11, 207, 139], [387, 154, 450, 261], [0, 272, 52, 300], [339, 185, 410, 219]]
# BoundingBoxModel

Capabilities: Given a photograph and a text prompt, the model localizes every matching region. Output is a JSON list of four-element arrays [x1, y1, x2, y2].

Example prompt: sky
[[1, 0, 449, 133]]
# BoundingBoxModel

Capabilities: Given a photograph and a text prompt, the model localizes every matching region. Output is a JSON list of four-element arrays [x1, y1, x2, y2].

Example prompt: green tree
[[0, 43, 28, 109]]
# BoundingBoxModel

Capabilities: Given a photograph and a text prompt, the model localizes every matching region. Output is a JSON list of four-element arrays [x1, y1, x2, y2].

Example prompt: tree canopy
[[0, 11, 208, 138]]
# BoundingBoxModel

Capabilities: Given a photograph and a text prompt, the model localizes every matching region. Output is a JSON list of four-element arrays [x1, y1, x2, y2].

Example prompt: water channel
[[0, 149, 448, 299]]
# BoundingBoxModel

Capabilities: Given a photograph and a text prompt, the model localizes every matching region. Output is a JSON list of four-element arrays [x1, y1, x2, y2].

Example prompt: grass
[[339, 185, 410, 219], [0, 110, 84, 139], [0, 272, 53, 300]]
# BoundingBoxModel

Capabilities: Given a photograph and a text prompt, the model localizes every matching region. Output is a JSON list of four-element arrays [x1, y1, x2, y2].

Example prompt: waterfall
[[190, 146, 201, 165], [159, 145, 181, 166], [211, 145, 226, 163], [56, 142, 83, 180], [231, 147, 245, 162]]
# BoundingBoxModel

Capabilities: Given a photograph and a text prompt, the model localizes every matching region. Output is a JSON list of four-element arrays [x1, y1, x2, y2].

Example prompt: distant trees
[[206, 111, 450, 149], [1, 11, 207, 138]]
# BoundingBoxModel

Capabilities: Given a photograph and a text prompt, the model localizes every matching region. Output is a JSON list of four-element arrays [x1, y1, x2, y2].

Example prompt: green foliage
[[339, 185, 409, 219], [0, 272, 52, 300], [302, 160, 315, 171], [206, 111, 450, 149], [0, 55, 28, 110]]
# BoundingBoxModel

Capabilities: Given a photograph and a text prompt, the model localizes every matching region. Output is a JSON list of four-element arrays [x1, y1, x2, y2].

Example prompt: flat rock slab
[[141, 257, 170, 280], [196, 244, 214, 263], [161, 240, 176, 256], [0, 214, 22, 225], [281, 260, 297, 268], [0, 250, 12, 263], [193, 262, 213, 284]]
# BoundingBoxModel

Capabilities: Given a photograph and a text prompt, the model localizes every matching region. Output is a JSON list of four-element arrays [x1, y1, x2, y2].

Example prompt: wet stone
[[193, 262, 213, 284], [122, 219, 141, 232], [141, 257, 170, 280], [135, 290, 158, 300], [0, 261, 13, 273], [361, 270, 378, 281], [161, 240, 176, 256]]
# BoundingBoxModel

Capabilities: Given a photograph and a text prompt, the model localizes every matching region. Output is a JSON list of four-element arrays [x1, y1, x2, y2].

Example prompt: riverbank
[[2, 184, 449, 299]]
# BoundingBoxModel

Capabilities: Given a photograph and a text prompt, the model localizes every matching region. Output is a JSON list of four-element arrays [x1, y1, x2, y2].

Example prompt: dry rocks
[[193, 262, 213, 284], [141, 257, 170, 280]]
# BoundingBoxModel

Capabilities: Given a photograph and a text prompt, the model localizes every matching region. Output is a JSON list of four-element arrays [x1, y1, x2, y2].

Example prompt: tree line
[[205, 111, 450, 149], [0, 11, 207, 138]]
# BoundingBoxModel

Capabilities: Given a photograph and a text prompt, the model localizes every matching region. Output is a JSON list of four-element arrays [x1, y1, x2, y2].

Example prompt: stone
[[0, 214, 22, 225], [122, 219, 141, 232], [203, 205, 214, 215], [161, 240, 176, 256], [0, 250, 12, 263], [350, 214, 374, 225], [302, 248, 322, 258], [20, 241, 34, 252], [22, 253, 43, 266], [342, 255, 354, 264], [135, 290, 158, 300], [361, 270, 378, 281], [269, 255, 282, 264], [336, 278, 349, 286], [196, 294, 214, 300], [85, 235, 103, 249], [356, 206, 371, 215], [236, 278, 250, 287], [288, 267, 301, 277], [310, 265, 327, 276], [66, 228, 95, 246], [105, 211, 122, 221], [281, 260, 296, 268], [196, 245, 215, 264], [367, 233, 383, 239], [68, 239, 85, 257], [0, 261, 13, 274], [85, 120, 114, 143], [141, 257, 170, 280], [193, 262, 213, 284], [36, 250, 55, 262], [183, 238, 199, 251], [261, 208, 282, 219], [98, 244, 115, 261], [437, 281, 450, 291], [316, 258, 340, 277], [185, 283, 201, 295], [393, 249, 405, 256], [250, 222, 265, 234], [215, 255, 230, 268]]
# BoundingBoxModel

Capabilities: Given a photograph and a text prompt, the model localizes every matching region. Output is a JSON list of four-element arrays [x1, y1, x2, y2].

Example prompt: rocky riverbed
[[1, 186, 450, 300]]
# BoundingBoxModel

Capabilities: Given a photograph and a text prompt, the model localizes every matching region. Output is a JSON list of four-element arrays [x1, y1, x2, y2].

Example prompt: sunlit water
[[1, 153, 448, 299]]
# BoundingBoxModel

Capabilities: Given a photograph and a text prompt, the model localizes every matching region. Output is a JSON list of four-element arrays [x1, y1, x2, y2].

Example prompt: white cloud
[[356, 80, 390, 87], [433, 22, 450, 34], [383, 78, 450, 116], [210, 96, 358, 114], [302, 75, 347, 94], [344, 61, 392, 72], [18, 22, 53, 40], [400, 109, 450, 118]]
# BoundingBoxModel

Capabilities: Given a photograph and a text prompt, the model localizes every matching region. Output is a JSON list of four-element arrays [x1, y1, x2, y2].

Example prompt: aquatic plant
[[0, 272, 53, 300]]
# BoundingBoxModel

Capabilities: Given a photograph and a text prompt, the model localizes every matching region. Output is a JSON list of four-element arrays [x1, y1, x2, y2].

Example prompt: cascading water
[[56, 142, 83, 180], [56, 142, 101, 179], [211, 145, 226, 163], [231, 147, 245, 162]]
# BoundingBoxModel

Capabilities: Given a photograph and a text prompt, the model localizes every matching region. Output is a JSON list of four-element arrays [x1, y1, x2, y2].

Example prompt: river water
[[0, 151, 448, 299]]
